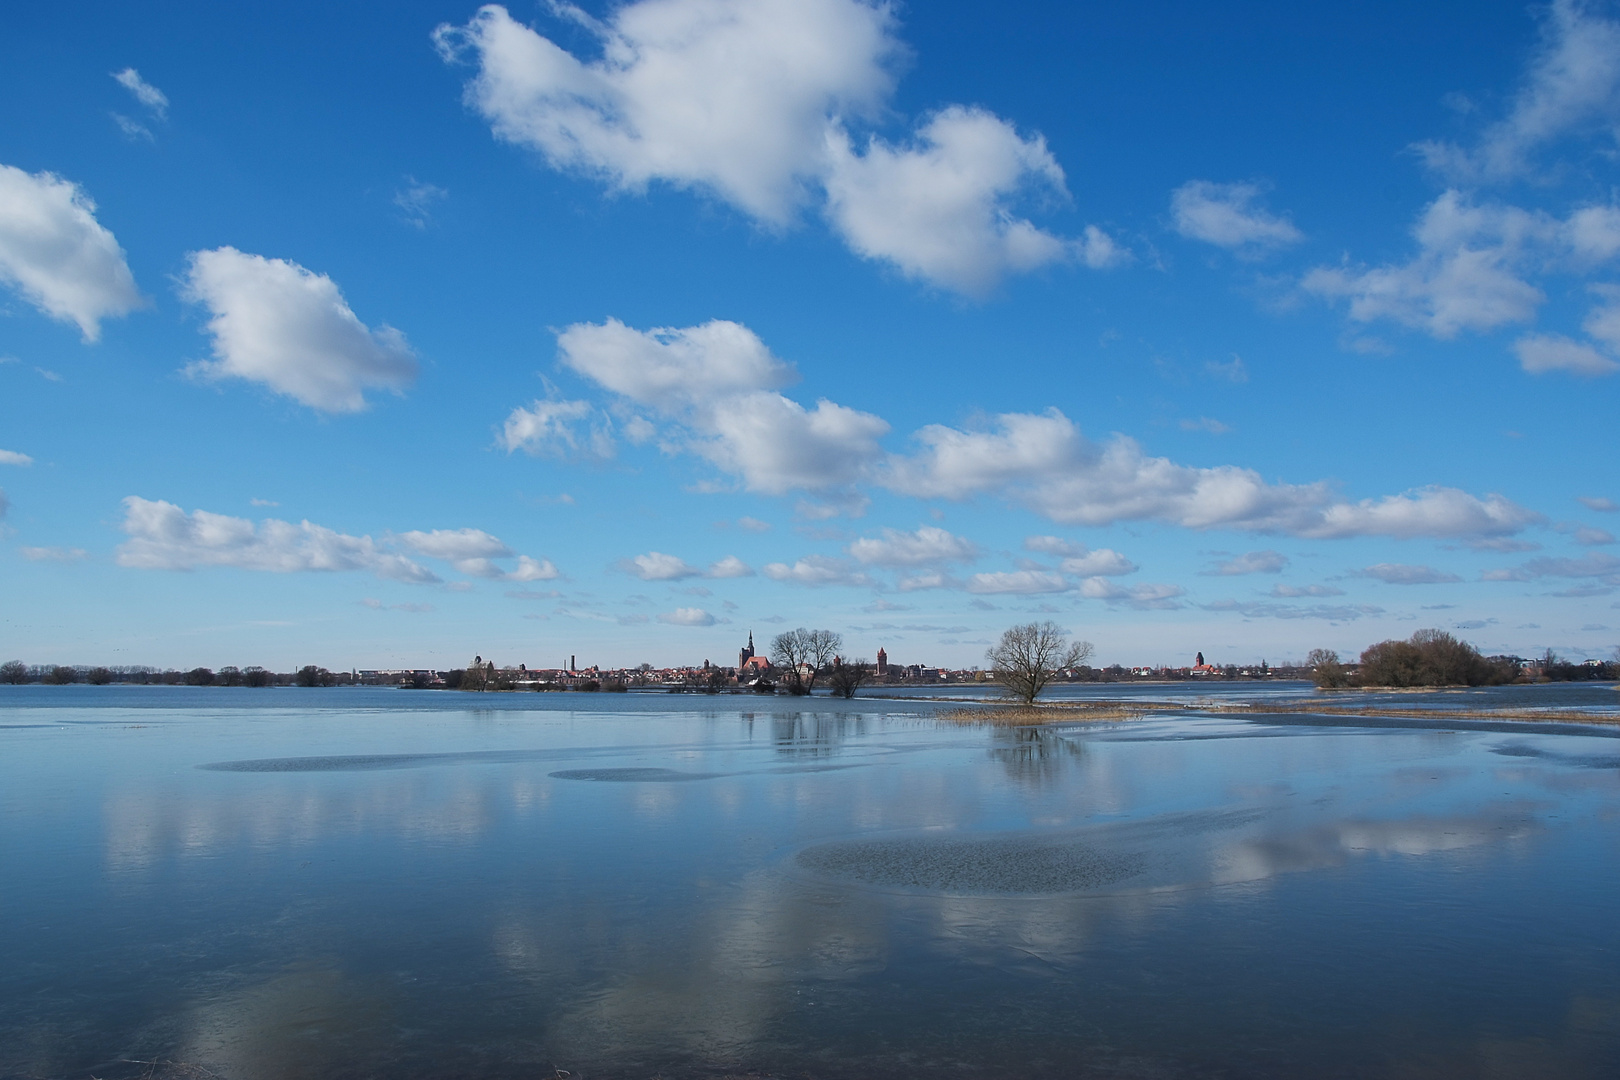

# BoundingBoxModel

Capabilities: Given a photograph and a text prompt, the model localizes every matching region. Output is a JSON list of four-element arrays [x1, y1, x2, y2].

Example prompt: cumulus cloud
[[0, 165, 142, 341], [1414, 0, 1620, 182], [21, 546, 88, 562], [112, 68, 168, 117], [966, 570, 1069, 595], [117, 498, 439, 583], [1206, 550, 1289, 576], [556, 318, 887, 493], [707, 554, 754, 578], [1357, 563, 1464, 585], [436, 3, 1107, 294], [1080, 578, 1186, 609], [622, 551, 702, 581], [762, 554, 873, 587], [1303, 191, 1551, 339], [434, 0, 897, 223], [397, 528, 556, 580], [884, 408, 1536, 539], [847, 524, 979, 566], [498, 397, 616, 459], [182, 247, 418, 412], [524, 318, 1540, 544], [824, 107, 1120, 294], [1513, 332, 1620, 376], [1170, 180, 1302, 252], [659, 607, 717, 626], [0, 450, 32, 466]]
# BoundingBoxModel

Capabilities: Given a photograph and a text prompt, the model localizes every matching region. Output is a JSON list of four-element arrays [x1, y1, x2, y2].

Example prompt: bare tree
[[986, 622, 1093, 704], [1305, 648, 1349, 688], [826, 658, 873, 699], [0, 660, 27, 684], [770, 628, 843, 694]]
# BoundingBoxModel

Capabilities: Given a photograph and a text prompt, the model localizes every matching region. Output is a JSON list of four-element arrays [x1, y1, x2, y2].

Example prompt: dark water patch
[[200, 749, 569, 772], [797, 835, 1149, 895], [1491, 742, 1620, 769], [1238, 712, 1620, 739], [549, 767, 718, 782]]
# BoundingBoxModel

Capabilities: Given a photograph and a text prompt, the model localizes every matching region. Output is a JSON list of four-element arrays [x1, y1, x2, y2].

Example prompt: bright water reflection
[[1, 685, 1618, 1079]]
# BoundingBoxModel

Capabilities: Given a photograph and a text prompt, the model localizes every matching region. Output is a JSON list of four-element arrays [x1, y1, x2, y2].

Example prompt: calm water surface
[[2, 684, 1618, 1079]]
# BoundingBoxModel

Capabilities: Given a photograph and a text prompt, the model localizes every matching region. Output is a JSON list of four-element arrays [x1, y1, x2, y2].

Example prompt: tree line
[[0, 662, 345, 687], [1308, 630, 1619, 688]]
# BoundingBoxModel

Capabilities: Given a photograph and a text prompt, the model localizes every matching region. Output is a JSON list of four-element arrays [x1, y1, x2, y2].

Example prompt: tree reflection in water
[[989, 725, 1083, 786]]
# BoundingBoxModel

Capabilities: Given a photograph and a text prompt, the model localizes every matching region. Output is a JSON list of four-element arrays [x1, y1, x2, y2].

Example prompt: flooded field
[[2, 684, 1618, 1078]]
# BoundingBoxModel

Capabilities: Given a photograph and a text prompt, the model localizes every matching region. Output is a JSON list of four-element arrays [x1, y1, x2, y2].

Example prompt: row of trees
[[0, 662, 342, 687], [768, 628, 873, 697], [1309, 630, 1620, 688]]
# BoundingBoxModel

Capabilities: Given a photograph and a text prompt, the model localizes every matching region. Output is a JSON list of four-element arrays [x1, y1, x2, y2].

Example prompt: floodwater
[[2, 684, 1619, 1079]]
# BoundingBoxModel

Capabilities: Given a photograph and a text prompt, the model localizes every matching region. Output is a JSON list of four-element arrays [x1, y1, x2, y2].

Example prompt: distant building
[[876, 647, 888, 675]]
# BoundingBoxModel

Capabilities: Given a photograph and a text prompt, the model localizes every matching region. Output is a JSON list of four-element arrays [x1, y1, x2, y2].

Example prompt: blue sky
[[2, 0, 1618, 671]]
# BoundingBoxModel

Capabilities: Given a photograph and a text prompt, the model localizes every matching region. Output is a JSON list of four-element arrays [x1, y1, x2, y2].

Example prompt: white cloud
[[21, 546, 88, 562], [737, 516, 772, 532], [116, 498, 439, 583], [1205, 355, 1249, 383], [824, 107, 1118, 294], [558, 317, 796, 406], [556, 318, 886, 492], [659, 607, 717, 626], [1414, 0, 1620, 182], [1179, 416, 1231, 435], [707, 555, 754, 578], [966, 570, 1069, 595], [1022, 535, 1082, 558], [1170, 180, 1301, 252], [762, 554, 873, 587], [437, 3, 1104, 295], [1357, 563, 1464, 585], [0, 165, 142, 341], [1080, 578, 1186, 609], [1575, 526, 1615, 545], [110, 114, 153, 142], [499, 397, 616, 459], [1206, 550, 1289, 576], [1059, 549, 1136, 576], [394, 177, 447, 228], [885, 408, 1537, 540], [847, 524, 979, 566], [1270, 583, 1344, 598], [0, 450, 32, 466], [1578, 495, 1619, 512], [1513, 332, 1620, 376], [112, 68, 168, 117], [508, 555, 560, 581], [397, 528, 555, 580], [434, 0, 898, 224], [1303, 191, 1550, 339], [622, 551, 702, 581], [181, 247, 418, 413]]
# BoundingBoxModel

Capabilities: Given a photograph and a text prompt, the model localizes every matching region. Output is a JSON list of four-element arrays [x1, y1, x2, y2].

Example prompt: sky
[[2, 0, 1619, 672]]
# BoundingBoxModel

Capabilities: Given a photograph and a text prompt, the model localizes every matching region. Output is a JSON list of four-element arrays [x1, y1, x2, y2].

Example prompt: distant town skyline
[[2, 0, 1618, 669]]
